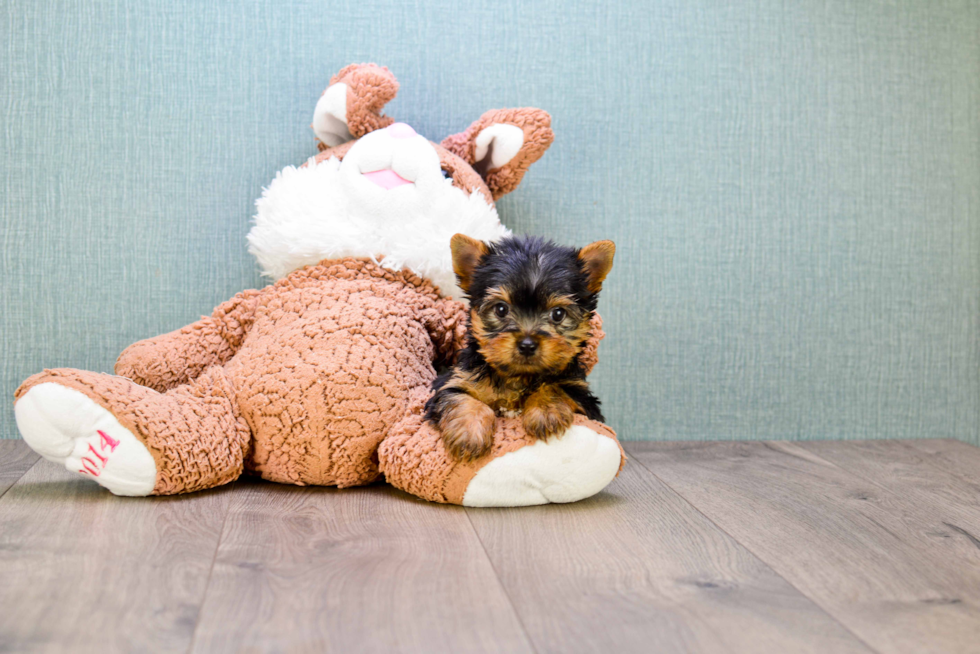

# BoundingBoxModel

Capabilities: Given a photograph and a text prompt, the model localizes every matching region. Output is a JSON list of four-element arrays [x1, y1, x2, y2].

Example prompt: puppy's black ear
[[450, 234, 489, 292], [578, 240, 616, 293]]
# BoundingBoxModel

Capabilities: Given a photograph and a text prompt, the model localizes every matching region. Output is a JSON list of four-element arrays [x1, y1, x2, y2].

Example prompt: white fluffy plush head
[[248, 64, 554, 300], [248, 123, 509, 299]]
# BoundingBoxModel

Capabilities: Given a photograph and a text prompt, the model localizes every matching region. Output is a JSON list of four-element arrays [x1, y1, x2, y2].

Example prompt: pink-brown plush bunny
[[14, 64, 624, 506]]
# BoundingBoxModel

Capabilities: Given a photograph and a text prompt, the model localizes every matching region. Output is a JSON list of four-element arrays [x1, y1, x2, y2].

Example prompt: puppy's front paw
[[439, 396, 496, 461], [523, 401, 575, 442]]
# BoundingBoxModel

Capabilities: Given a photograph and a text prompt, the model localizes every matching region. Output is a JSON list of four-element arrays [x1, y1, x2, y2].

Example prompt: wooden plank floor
[[1, 438, 978, 653]]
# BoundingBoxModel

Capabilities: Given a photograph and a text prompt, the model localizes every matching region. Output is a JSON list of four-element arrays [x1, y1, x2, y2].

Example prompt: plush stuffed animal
[[13, 64, 624, 507]]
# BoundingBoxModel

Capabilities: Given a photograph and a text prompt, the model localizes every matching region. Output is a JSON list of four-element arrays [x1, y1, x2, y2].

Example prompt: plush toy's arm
[[114, 289, 263, 393], [378, 311, 618, 507], [579, 312, 605, 376], [420, 298, 469, 367]]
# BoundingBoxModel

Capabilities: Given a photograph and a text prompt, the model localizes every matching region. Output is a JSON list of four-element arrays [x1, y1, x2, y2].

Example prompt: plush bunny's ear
[[441, 108, 554, 200], [312, 64, 399, 149]]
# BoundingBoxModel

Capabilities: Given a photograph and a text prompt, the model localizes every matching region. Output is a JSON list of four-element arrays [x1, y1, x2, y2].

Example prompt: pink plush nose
[[387, 122, 416, 139]]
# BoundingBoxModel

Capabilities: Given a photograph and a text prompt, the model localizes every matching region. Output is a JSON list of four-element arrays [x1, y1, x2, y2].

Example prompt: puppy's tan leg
[[438, 393, 496, 461], [523, 383, 577, 442]]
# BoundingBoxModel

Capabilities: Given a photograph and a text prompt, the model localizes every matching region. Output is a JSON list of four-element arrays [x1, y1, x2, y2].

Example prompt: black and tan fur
[[425, 234, 615, 461]]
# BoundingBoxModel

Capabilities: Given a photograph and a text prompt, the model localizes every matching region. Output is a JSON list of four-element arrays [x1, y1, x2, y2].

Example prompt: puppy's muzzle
[[517, 337, 538, 357]]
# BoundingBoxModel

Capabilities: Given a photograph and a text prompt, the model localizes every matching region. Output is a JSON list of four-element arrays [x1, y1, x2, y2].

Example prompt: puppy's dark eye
[[493, 302, 510, 319], [440, 167, 453, 179], [550, 307, 567, 323]]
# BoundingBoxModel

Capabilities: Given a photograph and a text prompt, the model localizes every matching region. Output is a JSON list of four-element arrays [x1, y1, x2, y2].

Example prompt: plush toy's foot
[[379, 413, 625, 507], [461, 423, 623, 507], [15, 382, 157, 496], [14, 367, 251, 496]]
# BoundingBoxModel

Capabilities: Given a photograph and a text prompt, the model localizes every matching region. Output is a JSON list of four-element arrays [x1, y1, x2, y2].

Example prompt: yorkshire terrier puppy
[[425, 234, 615, 461]]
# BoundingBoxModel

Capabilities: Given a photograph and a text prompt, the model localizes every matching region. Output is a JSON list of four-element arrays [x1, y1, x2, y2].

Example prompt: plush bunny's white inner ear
[[313, 83, 353, 147], [474, 123, 525, 170]]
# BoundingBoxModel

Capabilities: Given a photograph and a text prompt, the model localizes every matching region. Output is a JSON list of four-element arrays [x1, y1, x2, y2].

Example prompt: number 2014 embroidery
[[78, 430, 120, 477]]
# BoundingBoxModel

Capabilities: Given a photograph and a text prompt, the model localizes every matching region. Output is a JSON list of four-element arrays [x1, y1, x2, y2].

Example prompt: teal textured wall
[[2, 1, 978, 443]]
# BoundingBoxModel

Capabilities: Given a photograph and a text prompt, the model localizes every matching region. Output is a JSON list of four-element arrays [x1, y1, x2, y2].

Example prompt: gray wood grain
[[0, 440, 39, 498], [5, 439, 980, 653], [0, 460, 234, 653], [799, 439, 980, 534], [628, 441, 980, 654], [465, 462, 874, 654], [189, 478, 533, 654], [903, 439, 980, 489]]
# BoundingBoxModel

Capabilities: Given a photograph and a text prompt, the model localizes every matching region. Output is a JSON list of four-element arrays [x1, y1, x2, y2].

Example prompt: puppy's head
[[451, 234, 615, 375]]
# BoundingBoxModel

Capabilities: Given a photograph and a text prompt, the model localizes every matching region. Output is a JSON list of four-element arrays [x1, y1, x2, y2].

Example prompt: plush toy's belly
[[224, 276, 438, 487]]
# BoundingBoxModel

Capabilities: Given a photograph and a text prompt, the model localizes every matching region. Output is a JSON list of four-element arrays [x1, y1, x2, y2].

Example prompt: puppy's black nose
[[517, 337, 538, 356]]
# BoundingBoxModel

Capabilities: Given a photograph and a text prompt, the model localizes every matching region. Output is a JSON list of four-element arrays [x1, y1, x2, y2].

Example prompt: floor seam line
[[0, 451, 43, 501], [463, 509, 540, 654], [625, 444, 886, 654], [185, 480, 238, 654], [899, 440, 980, 490], [795, 440, 980, 518], [792, 442, 915, 499], [794, 440, 980, 555]]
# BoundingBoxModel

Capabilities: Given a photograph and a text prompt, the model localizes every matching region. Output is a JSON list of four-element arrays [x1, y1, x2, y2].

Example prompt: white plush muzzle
[[248, 123, 510, 300]]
